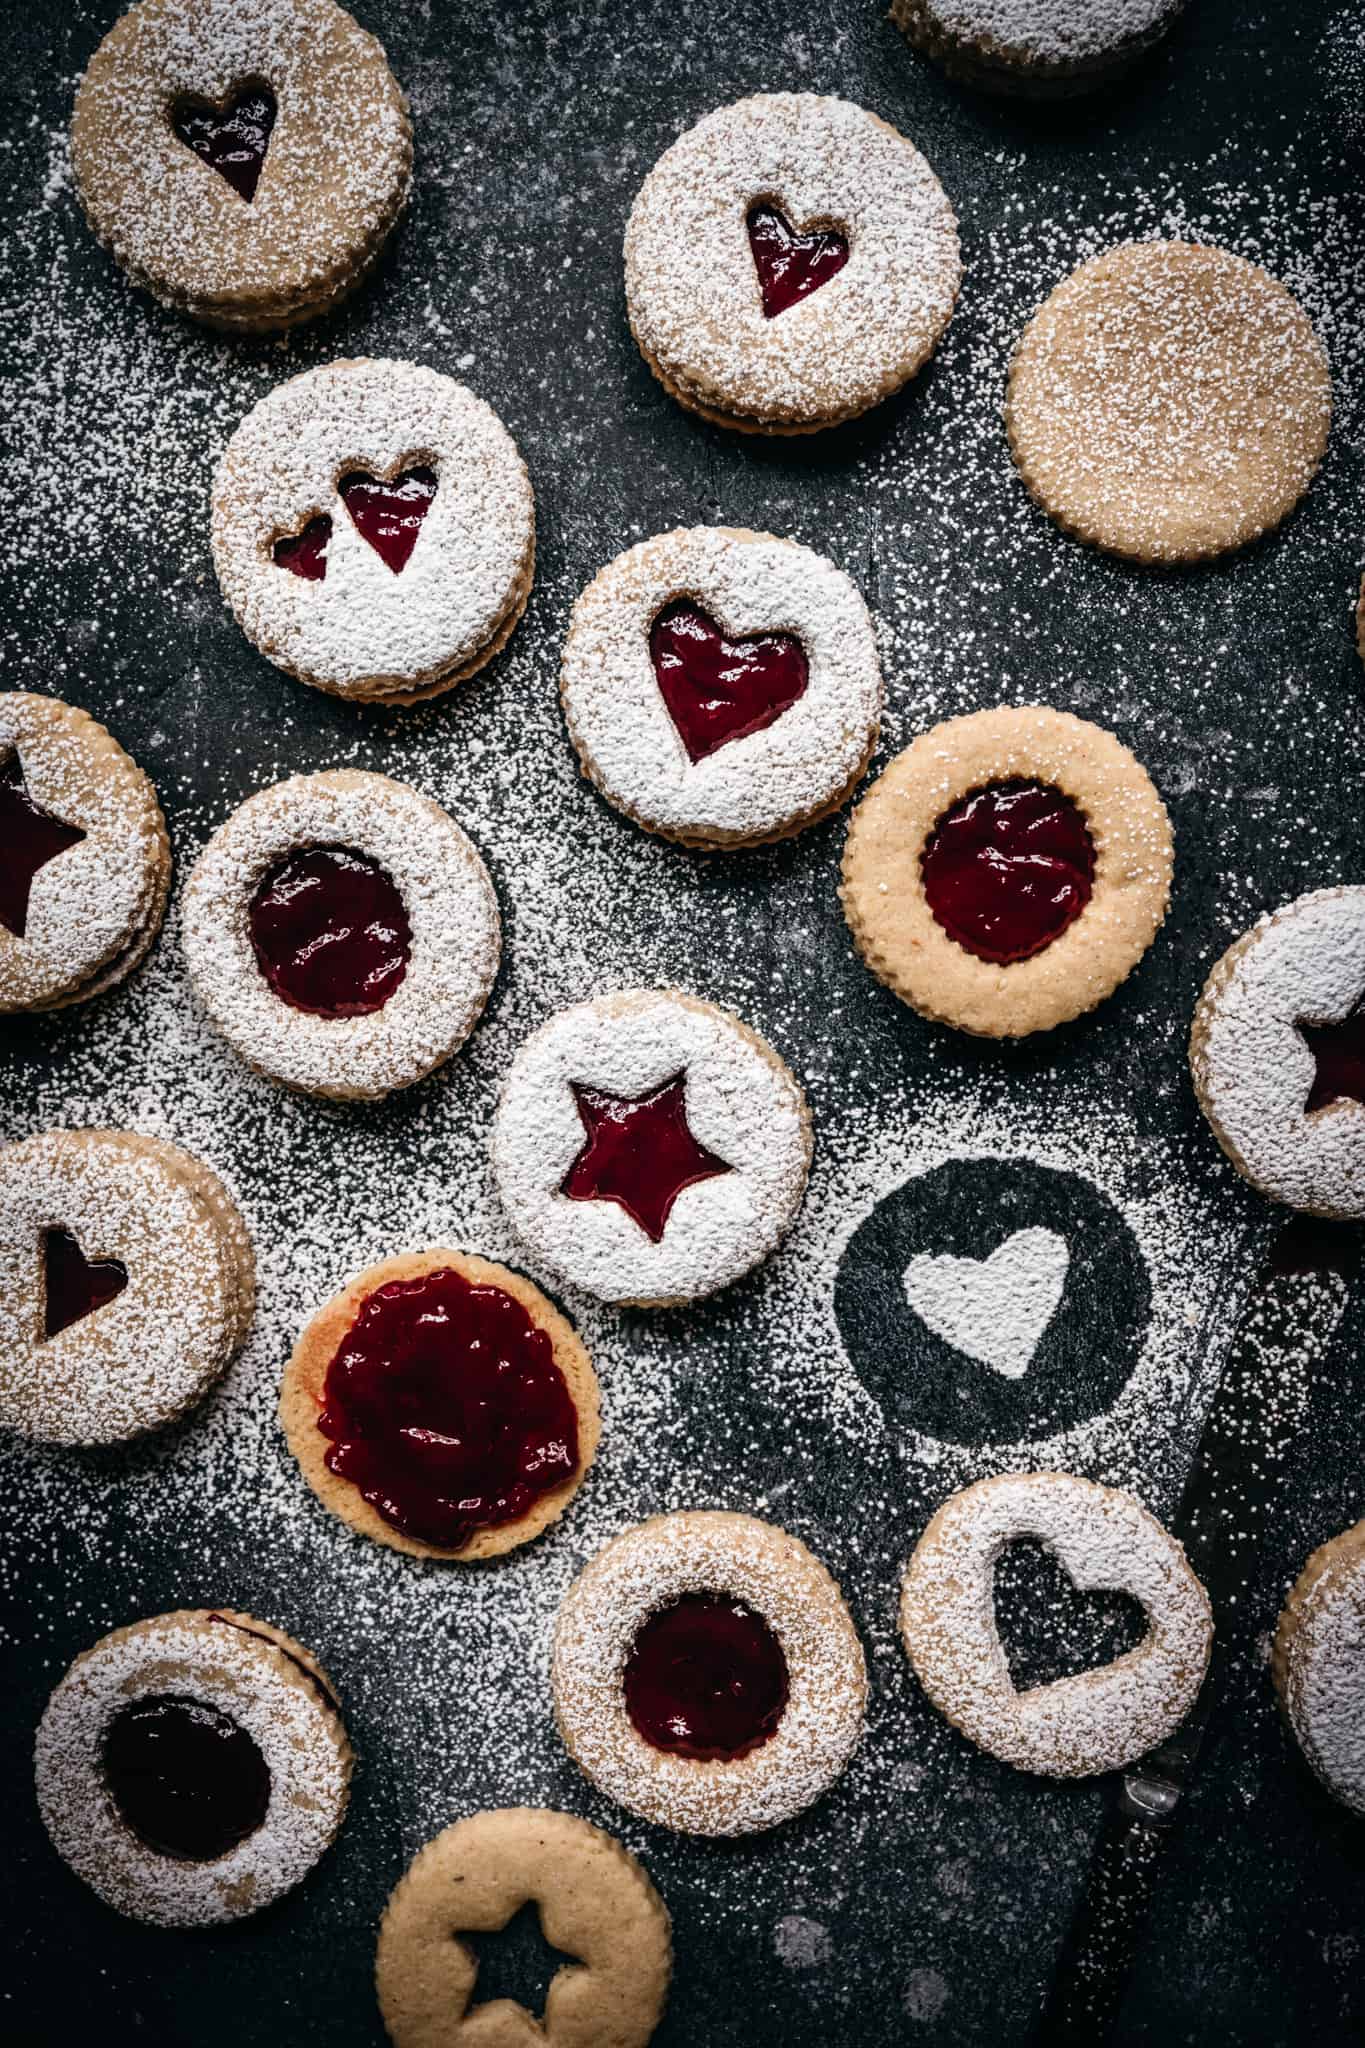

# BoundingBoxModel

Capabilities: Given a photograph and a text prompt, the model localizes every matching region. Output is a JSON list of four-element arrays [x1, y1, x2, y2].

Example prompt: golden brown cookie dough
[[376, 1808, 671, 2048], [840, 704, 1173, 1037], [891, 0, 1187, 99], [1273, 1519, 1365, 1815], [1006, 241, 1332, 562]]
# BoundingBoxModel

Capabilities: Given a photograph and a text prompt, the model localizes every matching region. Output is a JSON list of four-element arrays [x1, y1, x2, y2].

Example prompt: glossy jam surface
[[1300, 1008, 1365, 1114], [247, 844, 411, 1019], [0, 754, 86, 940], [921, 779, 1095, 965], [562, 1075, 733, 1243], [746, 203, 849, 318], [649, 601, 809, 763], [102, 1693, 271, 1861], [274, 514, 332, 582], [43, 1227, 127, 1339], [623, 1593, 790, 1761], [340, 466, 437, 574], [170, 87, 277, 203], [317, 1266, 580, 1551]]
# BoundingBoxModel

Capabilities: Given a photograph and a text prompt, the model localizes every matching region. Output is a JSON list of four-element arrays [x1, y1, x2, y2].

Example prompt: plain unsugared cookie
[[625, 93, 960, 434], [376, 1809, 672, 2048], [71, 0, 411, 331], [560, 527, 882, 849], [840, 704, 1173, 1037], [1273, 1518, 1365, 1815], [281, 1249, 600, 1561], [211, 359, 535, 703], [1006, 241, 1332, 562], [891, 0, 1187, 97]]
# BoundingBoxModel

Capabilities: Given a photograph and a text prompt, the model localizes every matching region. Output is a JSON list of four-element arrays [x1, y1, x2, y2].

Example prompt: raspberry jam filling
[[317, 1266, 580, 1551], [102, 1693, 271, 1861], [562, 1075, 733, 1243], [623, 1593, 790, 1762], [0, 754, 86, 940], [1299, 1008, 1365, 1113], [746, 203, 849, 319], [247, 844, 411, 1019], [649, 601, 809, 763], [921, 780, 1095, 965], [170, 87, 277, 204], [43, 1227, 127, 1339], [340, 466, 437, 574], [274, 514, 332, 582]]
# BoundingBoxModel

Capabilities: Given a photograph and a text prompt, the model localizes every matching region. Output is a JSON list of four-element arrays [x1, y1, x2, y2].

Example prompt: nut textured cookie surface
[[1273, 1518, 1365, 1815], [1006, 241, 1332, 561], [891, 0, 1186, 97], [376, 1808, 671, 2048]]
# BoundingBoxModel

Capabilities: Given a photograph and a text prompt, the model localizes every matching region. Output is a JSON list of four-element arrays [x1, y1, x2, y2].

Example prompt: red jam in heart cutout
[[43, 1227, 128, 1340], [274, 514, 332, 583], [0, 755, 86, 940], [649, 602, 809, 763], [317, 1266, 580, 1551], [921, 780, 1095, 965], [103, 1694, 271, 1861], [1299, 1008, 1365, 1113], [170, 86, 277, 204], [623, 1592, 790, 1761], [247, 844, 411, 1019], [562, 1075, 733, 1243], [747, 203, 849, 319], [340, 466, 437, 574]]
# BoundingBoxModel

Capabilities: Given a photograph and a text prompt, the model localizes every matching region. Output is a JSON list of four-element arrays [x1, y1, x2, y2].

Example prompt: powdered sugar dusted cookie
[[561, 527, 882, 849], [1006, 242, 1332, 562], [71, 0, 411, 332], [553, 1511, 866, 1835], [183, 770, 500, 1100], [900, 1472, 1211, 1776], [1273, 1518, 1365, 1815], [211, 359, 535, 702], [35, 1609, 350, 1925], [892, 0, 1187, 98], [1190, 886, 1365, 1219], [491, 991, 812, 1306], [625, 93, 960, 433]]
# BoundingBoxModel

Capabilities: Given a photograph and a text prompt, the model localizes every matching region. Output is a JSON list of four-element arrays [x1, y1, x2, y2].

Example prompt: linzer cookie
[[891, 0, 1187, 98], [183, 770, 500, 1100], [552, 1511, 866, 1835], [1190, 886, 1365, 1220], [71, 0, 411, 331], [625, 93, 960, 433], [0, 1129, 253, 1446], [561, 527, 882, 849], [35, 1609, 350, 1925], [491, 990, 812, 1307], [840, 705, 1172, 1036], [211, 359, 535, 703], [1006, 241, 1332, 562], [1273, 1518, 1365, 1815], [900, 1473, 1212, 1777], [281, 1249, 600, 1561], [376, 1809, 672, 2048], [0, 692, 169, 1014]]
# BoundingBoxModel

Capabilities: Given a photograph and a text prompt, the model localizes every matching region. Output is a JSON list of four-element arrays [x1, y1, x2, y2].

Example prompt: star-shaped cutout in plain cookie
[[0, 754, 86, 940], [561, 1074, 733, 1243], [1298, 1008, 1365, 1114]]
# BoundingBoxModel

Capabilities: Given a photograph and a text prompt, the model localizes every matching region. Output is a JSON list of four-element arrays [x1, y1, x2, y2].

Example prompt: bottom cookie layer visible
[[889, 0, 1179, 98]]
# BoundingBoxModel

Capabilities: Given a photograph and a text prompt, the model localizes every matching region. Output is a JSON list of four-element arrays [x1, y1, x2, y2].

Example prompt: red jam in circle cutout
[[170, 87, 277, 204], [247, 844, 411, 1019], [0, 754, 86, 940], [921, 779, 1095, 965], [43, 1227, 127, 1339], [1299, 1008, 1365, 1114], [340, 467, 437, 574], [649, 602, 809, 763], [102, 1693, 271, 1861], [562, 1075, 733, 1243], [746, 203, 849, 319], [274, 514, 332, 582], [623, 1592, 790, 1762], [317, 1266, 580, 1551]]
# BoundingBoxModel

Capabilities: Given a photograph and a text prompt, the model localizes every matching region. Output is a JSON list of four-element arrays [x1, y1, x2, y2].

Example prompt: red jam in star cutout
[[746, 203, 849, 319], [170, 86, 277, 204], [1299, 1008, 1365, 1114], [317, 1266, 580, 1551], [561, 1075, 733, 1243], [274, 514, 332, 582], [649, 602, 809, 763], [102, 1693, 271, 1861], [921, 780, 1095, 966], [340, 466, 437, 574], [0, 754, 86, 940], [43, 1227, 128, 1340], [623, 1592, 790, 1762], [247, 844, 411, 1019]]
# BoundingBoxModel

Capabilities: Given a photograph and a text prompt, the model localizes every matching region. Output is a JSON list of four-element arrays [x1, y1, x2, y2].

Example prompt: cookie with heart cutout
[[625, 93, 960, 434], [211, 358, 535, 703], [1273, 1517, 1365, 1815], [71, 0, 411, 332], [900, 1471, 1212, 1776], [560, 526, 882, 849], [890, 0, 1188, 98]]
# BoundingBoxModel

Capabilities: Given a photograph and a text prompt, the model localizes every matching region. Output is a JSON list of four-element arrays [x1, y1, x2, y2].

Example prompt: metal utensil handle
[[1032, 1813, 1169, 2044]]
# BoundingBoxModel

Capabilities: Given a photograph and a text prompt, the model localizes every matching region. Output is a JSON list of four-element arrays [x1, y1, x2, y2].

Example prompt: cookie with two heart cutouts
[[211, 358, 535, 703]]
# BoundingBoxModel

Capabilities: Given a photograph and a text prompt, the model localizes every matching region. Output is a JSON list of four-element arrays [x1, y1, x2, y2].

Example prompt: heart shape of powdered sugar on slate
[[902, 1227, 1069, 1380]]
